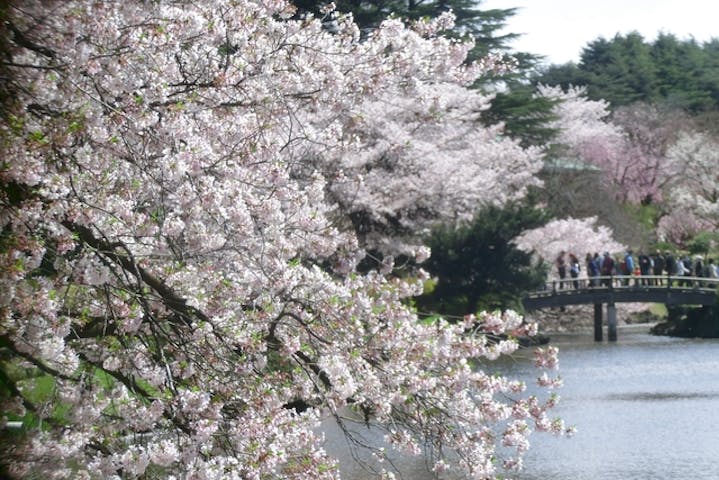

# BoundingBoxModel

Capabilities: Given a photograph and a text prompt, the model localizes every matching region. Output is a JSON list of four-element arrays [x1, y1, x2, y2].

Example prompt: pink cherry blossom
[[513, 216, 626, 271], [0, 2, 568, 478], [537, 87, 685, 205], [659, 131, 719, 243]]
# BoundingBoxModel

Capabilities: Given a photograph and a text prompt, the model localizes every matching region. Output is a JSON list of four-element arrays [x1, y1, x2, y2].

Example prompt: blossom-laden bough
[[0, 2, 569, 479]]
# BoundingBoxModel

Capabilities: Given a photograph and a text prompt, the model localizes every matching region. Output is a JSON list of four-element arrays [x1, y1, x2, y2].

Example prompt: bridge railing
[[529, 275, 719, 297]]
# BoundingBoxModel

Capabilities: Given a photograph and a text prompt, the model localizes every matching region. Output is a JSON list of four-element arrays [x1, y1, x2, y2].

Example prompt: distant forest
[[533, 32, 719, 115]]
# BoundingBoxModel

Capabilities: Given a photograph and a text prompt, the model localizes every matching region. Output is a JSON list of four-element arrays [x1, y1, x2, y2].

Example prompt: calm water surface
[[323, 329, 719, 479]]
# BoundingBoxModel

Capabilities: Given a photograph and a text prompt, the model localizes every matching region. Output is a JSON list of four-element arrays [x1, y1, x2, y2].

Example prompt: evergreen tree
[[532, 62, 587, 91], [535, 32, 719, 113], [579, 33, 654, 106], [700, 38, 719, 110], [650, 33, 687, 105], [651, 34, 714, 111], [417, 202, 550, 316], [482, 82, 560, 148]]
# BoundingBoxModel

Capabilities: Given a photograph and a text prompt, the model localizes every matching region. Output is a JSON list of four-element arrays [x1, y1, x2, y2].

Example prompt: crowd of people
[[554, 250, 719, 289]]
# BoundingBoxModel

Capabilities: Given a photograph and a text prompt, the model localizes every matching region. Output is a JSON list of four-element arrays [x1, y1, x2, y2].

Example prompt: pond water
[[322, 328, 719, 479]]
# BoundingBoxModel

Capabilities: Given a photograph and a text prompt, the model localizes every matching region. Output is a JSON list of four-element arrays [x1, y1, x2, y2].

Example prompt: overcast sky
[[479, 0, 719, 65]]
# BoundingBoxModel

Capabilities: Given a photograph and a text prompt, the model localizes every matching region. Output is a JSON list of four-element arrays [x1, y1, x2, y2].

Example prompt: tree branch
[[64, 221, 210, 327], [7, 21, 56, 59]]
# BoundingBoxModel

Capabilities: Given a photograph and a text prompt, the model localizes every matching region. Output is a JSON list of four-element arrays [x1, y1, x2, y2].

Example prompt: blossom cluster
[[513, 216, 626, 268], [537, 86, 677, 205], [0, 1, 567, 478], [658, 131, 719, 243]]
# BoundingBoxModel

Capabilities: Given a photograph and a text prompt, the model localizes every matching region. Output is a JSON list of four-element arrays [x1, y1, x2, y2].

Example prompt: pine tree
[[418, 202, 550, 315], [535, 32, 719, 112], [482, 81, 560, 148]]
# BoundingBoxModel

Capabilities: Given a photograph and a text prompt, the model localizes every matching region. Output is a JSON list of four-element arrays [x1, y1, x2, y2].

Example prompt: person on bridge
[[665, 252, 676, 285], [682, 255, 693, 286], [556, 251, 567, 289], [675, 255, 689, 286], [638, 251, 652, 285], [707, 259, 719, 279], [569, 253, 581, 289], [600, 252, 614, 287], [586, 252, 600, 286], [694, 256, 705, 287], [623, 250, 635, 286], [651, 251, 665, 285]]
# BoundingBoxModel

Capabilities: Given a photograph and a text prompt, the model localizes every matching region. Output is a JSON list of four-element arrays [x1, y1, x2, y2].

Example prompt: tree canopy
[[535, 32, 719, 112], [293, 0, 524, 62]]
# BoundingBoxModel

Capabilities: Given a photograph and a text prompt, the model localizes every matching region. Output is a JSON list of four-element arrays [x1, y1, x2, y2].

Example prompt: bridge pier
[[607, 302, 617, 342], [593, 303, 603, 341]]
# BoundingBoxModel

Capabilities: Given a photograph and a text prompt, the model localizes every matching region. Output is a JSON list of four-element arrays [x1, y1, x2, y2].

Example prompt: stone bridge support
[[607, 302, 617, 342], [594, 303, 602, 342], [593, 302, 618, 342]]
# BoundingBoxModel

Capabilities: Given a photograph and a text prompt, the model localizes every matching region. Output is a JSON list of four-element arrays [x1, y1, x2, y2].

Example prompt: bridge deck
[[523, 275, 719, 310]]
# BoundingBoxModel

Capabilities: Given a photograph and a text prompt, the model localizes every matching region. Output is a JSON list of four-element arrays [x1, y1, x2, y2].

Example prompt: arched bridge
[[522, 275, 719, 342]]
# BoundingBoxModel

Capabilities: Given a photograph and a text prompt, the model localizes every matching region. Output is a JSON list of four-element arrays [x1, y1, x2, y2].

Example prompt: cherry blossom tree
[[0, 2, 567, 479], [537, 86, 685, 205], [656, 210, 709, 247], [321, 81, 544, 255], [609, 103, 689, 204], [536, 85, 624, 172], [658, 131, 719, 244], [513, 216, 626, 273]]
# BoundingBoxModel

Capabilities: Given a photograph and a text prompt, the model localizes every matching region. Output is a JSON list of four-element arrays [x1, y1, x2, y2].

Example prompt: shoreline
[[524, 303, 662, 335], [537, 322, 660, 342], [540, 321, 658, 336]]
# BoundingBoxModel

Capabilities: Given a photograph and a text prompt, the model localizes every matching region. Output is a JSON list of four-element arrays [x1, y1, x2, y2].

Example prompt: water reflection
[[323, 331, 719, 479], [603, 391, 719, 402], [515, 331, 719, 480]]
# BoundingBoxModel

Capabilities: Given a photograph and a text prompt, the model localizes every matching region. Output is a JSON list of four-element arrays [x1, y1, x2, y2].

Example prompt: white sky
[[479, 0, 719, 65]]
